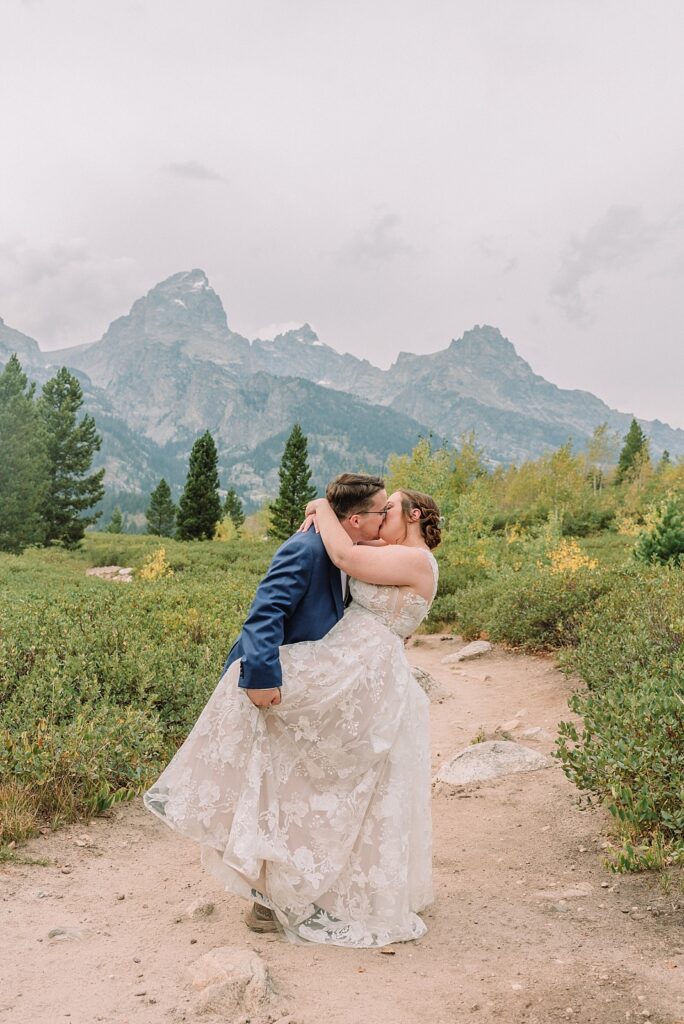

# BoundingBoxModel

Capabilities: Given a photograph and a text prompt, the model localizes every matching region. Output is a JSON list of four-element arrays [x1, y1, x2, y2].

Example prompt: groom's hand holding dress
[[245, 687, 281, 707]]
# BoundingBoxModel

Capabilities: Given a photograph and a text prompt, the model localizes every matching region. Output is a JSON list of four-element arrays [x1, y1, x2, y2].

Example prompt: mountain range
[[2, 268, 682, 518]]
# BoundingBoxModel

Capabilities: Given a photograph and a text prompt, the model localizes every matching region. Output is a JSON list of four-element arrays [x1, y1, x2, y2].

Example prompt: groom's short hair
[[326, 473, 386, 519]]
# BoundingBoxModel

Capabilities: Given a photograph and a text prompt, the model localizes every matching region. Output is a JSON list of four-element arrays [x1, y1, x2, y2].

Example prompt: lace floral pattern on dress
[[144, 552, 438, 947]]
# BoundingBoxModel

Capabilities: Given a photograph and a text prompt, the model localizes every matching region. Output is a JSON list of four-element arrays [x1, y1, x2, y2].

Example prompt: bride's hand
[[304, 497, 328, 517], [245, 687, 282, 707], [297, 513, 319, 533], [298, 498, 328, 532]]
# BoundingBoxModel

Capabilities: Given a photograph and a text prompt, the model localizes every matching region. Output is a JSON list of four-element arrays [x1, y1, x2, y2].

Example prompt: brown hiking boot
[[245, 901, 278, 933]]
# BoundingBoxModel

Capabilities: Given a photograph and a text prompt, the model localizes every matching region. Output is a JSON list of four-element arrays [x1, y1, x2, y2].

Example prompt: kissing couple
[[144, 472, 441, 948]]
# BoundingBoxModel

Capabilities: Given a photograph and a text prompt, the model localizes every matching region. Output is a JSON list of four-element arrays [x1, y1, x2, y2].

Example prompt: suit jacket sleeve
[[235, 539, 315, 690]]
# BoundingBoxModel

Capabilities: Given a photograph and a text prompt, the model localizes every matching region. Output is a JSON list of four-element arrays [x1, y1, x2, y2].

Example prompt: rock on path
[[186, 945, 273, 1016], [435, 739, 551, 786], [441, 640, 493, 664]]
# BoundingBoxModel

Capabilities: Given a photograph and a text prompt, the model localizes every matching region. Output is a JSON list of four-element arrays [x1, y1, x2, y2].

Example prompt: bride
[[143, 488, 441, 948]]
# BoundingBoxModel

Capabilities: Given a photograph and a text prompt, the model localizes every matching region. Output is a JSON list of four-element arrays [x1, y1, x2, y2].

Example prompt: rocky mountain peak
[[449, 325, 517, 360], [0, 318, 45, 371], [155, 268, 211, 295], [125, 268, 229, 336], [271, 323, 329, 348]]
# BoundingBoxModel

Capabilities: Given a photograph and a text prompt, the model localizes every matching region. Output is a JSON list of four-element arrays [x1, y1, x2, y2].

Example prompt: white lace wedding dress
[[143, 551, 438, 947]]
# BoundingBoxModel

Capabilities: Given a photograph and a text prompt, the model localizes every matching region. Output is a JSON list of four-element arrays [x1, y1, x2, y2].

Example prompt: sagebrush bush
[[0, 534, 275, 842], [423, 553, 490, 630], [556, 566, 684, 870], [454, 563, 615, 650]]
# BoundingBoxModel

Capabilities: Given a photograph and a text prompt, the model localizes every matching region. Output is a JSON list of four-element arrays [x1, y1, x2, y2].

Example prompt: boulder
[[85, 565, 133, 583], [185, 945, 272, 1016], [435, 740, 551, 786], [441, 640, 492, 664]]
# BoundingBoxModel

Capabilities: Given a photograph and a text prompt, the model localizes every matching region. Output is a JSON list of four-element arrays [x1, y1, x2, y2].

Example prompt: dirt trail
[[2, 636, 683, 1024]]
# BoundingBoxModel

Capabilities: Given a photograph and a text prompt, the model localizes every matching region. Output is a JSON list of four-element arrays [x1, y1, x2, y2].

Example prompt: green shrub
[[556, 566, 684, 869], [560, 507, 617, 537], [634, 498, 684, 566], [423, 592, 460, 632], [0, 535, 274, 842], [454, 563, 615, 651]]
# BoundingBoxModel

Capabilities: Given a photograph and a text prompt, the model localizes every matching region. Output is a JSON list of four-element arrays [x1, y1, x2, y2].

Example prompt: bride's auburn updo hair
[[400, 490, 442, 549]]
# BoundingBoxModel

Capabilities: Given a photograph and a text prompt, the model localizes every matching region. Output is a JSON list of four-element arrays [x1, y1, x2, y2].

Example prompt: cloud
[[0, 238, 89, 289], [336, 211, 415, 265], [0, 237, 139, 348], [473, 234, 518, 275], [550, 205, 665, 322], [161, 160, 226, 182]]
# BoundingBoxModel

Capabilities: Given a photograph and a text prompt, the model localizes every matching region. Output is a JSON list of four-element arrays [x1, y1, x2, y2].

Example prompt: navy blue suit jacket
[[223, 529, 344, 690]]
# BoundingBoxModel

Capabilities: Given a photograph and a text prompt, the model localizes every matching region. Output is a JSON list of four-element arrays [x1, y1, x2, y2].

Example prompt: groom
[[222, 472, 388, 708]]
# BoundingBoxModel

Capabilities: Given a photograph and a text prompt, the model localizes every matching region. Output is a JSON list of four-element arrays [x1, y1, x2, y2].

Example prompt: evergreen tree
[[268, 423, 317, 541], [0, 355, 50, 553], [658, 449, 672, 471], [106, 505, 124, 533], [37, 367, 105, 548], [615, 418, 650, 484], [176, 431, 222, 540], [224, 487, 245, 534], [146, 478, 177, 536], [635, 498, 684, 565]]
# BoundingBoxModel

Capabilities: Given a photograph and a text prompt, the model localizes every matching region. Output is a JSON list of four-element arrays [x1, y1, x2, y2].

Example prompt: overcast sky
[[2, 0, 683, 427]]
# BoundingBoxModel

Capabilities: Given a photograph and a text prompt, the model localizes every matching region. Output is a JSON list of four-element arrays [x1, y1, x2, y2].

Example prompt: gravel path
[[2, 635, 683, 1024]]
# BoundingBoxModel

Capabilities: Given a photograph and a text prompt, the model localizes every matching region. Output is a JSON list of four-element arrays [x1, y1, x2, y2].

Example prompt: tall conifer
[[0, 355, 50, 553], [268, 423, 317, 541], [176, 431, 222, 540], [224, 487, 245, 534], [106, 505, 124, 533], [38, 367, 105, 547], [146, 478, 177, 536], [658, 449, 672, 471], [615, 418, 650, 484]]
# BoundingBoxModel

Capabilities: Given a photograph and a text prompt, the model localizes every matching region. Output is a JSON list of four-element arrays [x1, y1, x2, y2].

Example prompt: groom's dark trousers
[[222, 528, 345, 690]]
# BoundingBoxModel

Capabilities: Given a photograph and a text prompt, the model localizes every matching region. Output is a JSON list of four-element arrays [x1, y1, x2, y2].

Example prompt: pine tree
[[224, 487, 245, 534], [176, 431, 222, 540], [0, 355, 50, 553], [146, 478, 177, 536], [635, 498, 684, 565], [658, 449, 672, 471], [106, 505, 124, 533], [37, 367, 105, 548], [268, 423, 317, 541], [615, 418, 650, 484]]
